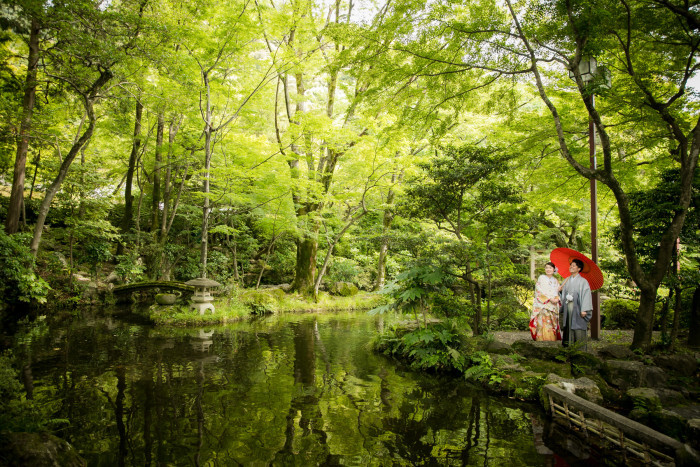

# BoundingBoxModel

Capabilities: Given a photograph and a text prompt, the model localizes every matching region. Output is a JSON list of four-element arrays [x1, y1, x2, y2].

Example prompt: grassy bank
[[149, 288, 385, 326]]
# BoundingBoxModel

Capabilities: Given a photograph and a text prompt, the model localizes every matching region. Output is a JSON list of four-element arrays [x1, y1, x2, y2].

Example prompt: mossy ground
[[147, 289, 384, 326]]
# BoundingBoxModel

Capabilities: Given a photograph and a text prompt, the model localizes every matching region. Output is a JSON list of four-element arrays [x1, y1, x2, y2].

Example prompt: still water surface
[[14, 309, 573, 465]]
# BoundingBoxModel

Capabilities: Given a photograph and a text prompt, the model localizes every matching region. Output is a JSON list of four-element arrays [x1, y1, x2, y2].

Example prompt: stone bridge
[[112, 281, 194, 301]]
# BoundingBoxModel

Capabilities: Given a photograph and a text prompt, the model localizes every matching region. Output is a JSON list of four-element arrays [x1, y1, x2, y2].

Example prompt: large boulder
[[569, 352, 604, 377], [626, 387, 662, 413], [0, 432, 85, 467], [485, 340, 512, 355], [655, 388, 688, 406], [492, 355, 526, 373], [604, 360, 668, 390], [644, 365, 669, 387], [330, 282, 359, 297], [653, 354, 698, 377], [545, 374, 603, 405], [105, 271, 120, 284], [604, 360, 645, 389], [597, 344, 637, 360], [652, 409, 688, 440], [511, 340, 561, 360], [689, 419, 700, 449]]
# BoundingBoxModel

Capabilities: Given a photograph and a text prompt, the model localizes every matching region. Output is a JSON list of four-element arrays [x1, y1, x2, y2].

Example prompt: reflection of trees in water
[[16, 314, 555, 464], [461, 393, 480, 464], [115, 365, 126, 467], [273, 320, 334, 465], [373, 382, 542, 464]]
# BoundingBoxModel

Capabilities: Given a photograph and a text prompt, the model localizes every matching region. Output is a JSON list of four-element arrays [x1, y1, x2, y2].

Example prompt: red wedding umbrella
[[550, 248, 604, 291]]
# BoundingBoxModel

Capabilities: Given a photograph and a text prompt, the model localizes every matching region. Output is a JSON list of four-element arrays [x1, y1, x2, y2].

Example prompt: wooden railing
[[543, 383, 691, 466]]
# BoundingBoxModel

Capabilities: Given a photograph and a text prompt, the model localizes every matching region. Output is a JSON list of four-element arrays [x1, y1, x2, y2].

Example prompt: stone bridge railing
[[112, 281, 194, 296], [543, 383, 696, 466]]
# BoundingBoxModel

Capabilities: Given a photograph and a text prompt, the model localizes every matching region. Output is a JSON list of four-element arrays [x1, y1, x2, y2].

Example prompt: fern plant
[[369, 262, 452, 327]]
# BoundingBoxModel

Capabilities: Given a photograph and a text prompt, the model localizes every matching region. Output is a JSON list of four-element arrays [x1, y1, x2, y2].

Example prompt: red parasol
[[550, 248, 604, 291]]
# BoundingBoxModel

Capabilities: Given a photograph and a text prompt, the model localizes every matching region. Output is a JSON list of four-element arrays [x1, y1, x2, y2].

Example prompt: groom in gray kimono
[[559, 258, 593, 348]]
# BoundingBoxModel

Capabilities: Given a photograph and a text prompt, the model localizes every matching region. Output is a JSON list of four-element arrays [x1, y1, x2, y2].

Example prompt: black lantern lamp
[[569, 56, 611, 88]]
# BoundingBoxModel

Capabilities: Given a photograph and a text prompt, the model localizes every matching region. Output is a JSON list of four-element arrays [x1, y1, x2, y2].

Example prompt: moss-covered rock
[[570, 351, 604, 377], [485, 340, 512, 355], [0, 432, 85, 467], [240, 289, 277, 314], [598, 344, 637, 360], [331, 282, 359, 297], [543, 374, 604, 405], [653, 354, 698, 377], [603, 360, 646, 390], [626, 387, 662, 414], [521, 358, 572, 379], [688, 419, 700, 449], [650, 409, 688, 441], [511, 340, 562, 360], [510, 371, 548, 401]]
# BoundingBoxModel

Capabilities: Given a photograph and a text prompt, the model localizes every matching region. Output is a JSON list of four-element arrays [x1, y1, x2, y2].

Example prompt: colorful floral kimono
[[529, 274, 561, 341]]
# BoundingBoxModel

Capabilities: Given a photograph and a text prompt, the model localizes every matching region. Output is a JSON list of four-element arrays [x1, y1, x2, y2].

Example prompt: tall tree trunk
[[230, 241, 240, 282], [256, 236, 279, 289], [688, 285, 700, 348], [151, 113, 164, 233], [6, 19, 40, 234], [631, 287, 658, 348], [464, 273, 482, 336], [117, 99, 143, 256], [200, 73, 213, 278], [79, 144, 87, 219], [659, 290, 671, 339], [160, 116, 180, 238], [30, 70, 113, 255], [314, 209, 367, 297], [669, 284, 682, 350], [375, 181, 396, 291], [292, 231, 318, 295], [28, 152, 40, 200], [474, 283, 482, 336], [486, 238, 492, 329]]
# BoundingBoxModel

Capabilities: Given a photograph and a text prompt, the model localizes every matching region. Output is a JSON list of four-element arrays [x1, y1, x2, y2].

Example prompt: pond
[[9, 308, 583, 465]]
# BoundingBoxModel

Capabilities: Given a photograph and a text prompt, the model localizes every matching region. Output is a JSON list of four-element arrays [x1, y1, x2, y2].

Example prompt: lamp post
[[569, 57, 610, 340]]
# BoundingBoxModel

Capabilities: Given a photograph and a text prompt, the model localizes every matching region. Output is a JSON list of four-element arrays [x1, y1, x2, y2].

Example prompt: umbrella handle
[[559, 276, 569, 292]]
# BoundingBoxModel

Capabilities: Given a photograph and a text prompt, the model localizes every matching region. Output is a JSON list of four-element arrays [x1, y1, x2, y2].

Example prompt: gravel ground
[[491, 329, 657, 356]]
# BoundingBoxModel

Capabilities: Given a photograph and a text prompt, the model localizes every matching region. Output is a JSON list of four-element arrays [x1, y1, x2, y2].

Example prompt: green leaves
[[375, 321, 467, 371], [0, 231, 50, 304]]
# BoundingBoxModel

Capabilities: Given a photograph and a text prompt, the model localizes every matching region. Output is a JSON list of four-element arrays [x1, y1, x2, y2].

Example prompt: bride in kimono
[[529, 262, 561, 341]]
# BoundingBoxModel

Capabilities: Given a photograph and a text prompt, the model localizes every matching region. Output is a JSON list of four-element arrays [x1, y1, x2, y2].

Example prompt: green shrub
[[330, 281, 359, 297], [601, 298, 639, 329], [0, 231, 50, 305], [431, 291, 470, 318], [240, 289, 278, 314], [114, 252, 145, 283], [463, 351, 504, 385], [493, 306, 529, 331], [374, 321, 468, 372], [327, 256, 361, 284]]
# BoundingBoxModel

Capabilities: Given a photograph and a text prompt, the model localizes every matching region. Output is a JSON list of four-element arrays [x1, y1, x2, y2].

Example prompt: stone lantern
[[185, 277, 221, 314]]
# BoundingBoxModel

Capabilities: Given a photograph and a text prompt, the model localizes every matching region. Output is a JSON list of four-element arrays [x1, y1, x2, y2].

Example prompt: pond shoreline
[[442, 329, 700, 464]]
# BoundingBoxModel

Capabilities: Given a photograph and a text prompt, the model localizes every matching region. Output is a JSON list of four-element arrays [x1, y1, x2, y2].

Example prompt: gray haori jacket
[[559, 274, 593, 331]]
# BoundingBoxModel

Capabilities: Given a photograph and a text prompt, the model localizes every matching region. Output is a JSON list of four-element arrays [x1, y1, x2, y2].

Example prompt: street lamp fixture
[[569, 55, 611, 340], [570, 56, 612, 88], [569, 56, 598, 82]]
